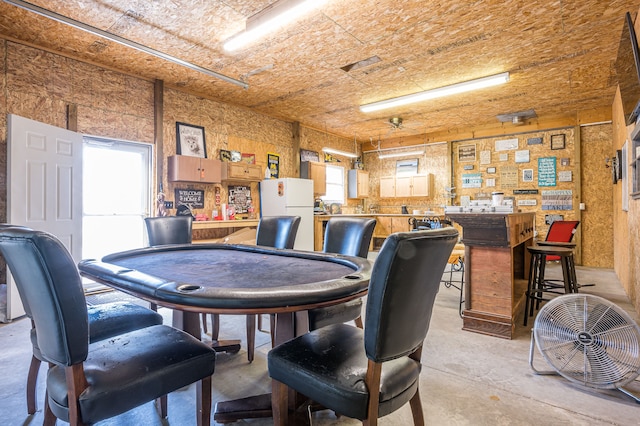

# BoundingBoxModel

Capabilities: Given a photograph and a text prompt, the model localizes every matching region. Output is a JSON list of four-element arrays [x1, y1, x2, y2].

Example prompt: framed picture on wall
[[550, 134, 565, 150], [176, 122, 207, 158]]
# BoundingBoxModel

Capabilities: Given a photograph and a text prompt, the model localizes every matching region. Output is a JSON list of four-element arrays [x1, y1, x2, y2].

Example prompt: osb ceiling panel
[[0, 0, 637, 141]]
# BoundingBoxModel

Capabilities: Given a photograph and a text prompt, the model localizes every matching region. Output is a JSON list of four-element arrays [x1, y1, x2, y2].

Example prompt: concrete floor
[[1, 263, 639, 425]]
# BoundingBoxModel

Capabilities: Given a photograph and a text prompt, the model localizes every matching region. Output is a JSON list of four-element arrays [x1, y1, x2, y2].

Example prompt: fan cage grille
[[533, 294, 640, 389]]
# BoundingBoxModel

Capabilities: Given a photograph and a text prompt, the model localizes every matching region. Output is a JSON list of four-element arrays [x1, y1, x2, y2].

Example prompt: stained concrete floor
[[1, 263, 639, 425]]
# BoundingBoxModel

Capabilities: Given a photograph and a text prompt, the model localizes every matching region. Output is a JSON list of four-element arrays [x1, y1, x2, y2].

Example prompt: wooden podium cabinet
[[447, 212, 535, 339]]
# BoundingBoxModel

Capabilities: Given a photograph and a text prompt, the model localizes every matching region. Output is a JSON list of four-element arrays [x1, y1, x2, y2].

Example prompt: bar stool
[[524, 245, 578, 326], [441, 243, 465, 317]]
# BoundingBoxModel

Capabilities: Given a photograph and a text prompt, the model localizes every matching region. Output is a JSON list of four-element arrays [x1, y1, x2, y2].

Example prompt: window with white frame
[[321, 164, 345, 204]]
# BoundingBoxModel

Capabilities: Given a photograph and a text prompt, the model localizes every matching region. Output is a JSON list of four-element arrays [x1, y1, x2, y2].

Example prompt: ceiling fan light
[[360, 72, 510, 113]]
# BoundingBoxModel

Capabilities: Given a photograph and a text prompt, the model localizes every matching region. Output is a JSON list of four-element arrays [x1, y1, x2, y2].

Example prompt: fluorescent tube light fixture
[[322, 147, 358, 158], [378, 150, 425, 159], [224, 0, 326, 51], [360, 72, 510, 113]]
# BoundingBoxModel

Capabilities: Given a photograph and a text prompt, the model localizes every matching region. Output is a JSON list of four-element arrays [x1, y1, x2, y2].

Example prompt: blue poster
[[538, 157, 556, 187]]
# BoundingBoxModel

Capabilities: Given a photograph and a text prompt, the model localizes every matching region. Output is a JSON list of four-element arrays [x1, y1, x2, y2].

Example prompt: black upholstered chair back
[[364, 228, 458, 361], [323, 217, 376, 258], [0, 227, 89, 366], [144, 216, 193, 246], [256, 216, 301, 249]]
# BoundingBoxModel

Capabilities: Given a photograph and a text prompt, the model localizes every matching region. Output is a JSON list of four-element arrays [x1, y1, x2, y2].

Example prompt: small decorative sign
[[228, 185, 251, 214], [558, 171, 572, 182], [515, 150, 530, 163], [522, 169, 534, 182], [268, 152, 280, 179], [518, 199, 537, 206], [545, 214, 564, 225], [300, 149, 319, 162], [487, 166, 496, 174], [241, 153, 256, 164], [542, 190, 573, 210], [463, 164, 474, 170], [499, 153, 509, 161], [538, 157, 557, 187], [527, 137, 543, 145], [462, 173, 482, 188], [514, 189, 539, 194], [500, 166, 519, 188], [486, 178, 496, 187], [458, 144, 476, 162], [550, 134, 566, 150], [495, 138, 518, 151], [480, 150, 491, 164], [175, 188, 204, 209]]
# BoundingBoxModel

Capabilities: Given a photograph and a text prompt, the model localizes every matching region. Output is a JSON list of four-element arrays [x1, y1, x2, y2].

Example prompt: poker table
[[78, 243, 372, 422]]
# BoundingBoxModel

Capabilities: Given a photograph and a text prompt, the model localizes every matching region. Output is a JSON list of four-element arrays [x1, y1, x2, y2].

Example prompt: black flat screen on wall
[[616, 12, 640, 126]]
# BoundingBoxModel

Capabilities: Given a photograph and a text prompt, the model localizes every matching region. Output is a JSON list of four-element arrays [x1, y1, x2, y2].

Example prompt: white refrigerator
[[260, 178, 314, 251]]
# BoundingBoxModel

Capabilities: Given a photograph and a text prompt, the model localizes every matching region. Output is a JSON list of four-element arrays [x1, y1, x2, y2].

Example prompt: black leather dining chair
[[144, 215, 193, 246], [0, 227, 216, 426], [306, 217, 376, 330], [0, 224, 164, 416], [249, 216, 301, 362], [268, 228, 458, 425], [255, 215, 301, 249]]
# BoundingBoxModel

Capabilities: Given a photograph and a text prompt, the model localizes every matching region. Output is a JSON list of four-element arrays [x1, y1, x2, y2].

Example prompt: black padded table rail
[[79, 243, 372, 310]]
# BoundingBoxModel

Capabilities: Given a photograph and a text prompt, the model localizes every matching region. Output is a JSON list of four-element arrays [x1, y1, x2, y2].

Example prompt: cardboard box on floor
[[195, 227, 257, 245]]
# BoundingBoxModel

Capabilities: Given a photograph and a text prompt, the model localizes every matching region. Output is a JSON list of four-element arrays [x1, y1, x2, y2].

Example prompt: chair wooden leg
[[27, 354, 41, 414], [270, 314, 276, 346], [210, 314, 220, 341], [408, 387, 425, 426], [246, 314, 256, 363], [272, 379, 289, 426], [155, 395, 168, 418], [201, 313, 208, 334], [197, 376, 212, 426], [43, 391, 56, 426]]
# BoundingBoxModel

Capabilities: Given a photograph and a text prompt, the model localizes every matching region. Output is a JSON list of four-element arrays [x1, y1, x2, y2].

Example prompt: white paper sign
[[515, 150, 530, 163]]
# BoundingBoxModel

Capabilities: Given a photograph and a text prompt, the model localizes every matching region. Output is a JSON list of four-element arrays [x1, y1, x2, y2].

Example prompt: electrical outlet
[[164, 201, 174, 209]]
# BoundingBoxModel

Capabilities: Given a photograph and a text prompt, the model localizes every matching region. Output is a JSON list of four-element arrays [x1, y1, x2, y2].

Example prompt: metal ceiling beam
[[3, 0, 249, 89]]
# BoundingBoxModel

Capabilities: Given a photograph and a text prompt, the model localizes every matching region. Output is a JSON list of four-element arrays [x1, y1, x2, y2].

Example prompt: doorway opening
[[82, 137, 153, 292]]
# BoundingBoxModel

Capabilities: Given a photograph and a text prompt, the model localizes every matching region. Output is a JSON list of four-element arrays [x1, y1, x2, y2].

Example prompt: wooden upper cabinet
[[379, 176, 396, 198], [379, 174, 432, 197], [222, 162, 262, 182], [348, 169, 369, 199], [167, 155, 222, 183], [301, 161, 326, 196]]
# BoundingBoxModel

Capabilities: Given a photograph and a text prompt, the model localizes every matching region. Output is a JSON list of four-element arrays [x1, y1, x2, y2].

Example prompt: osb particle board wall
[[612, 87, 638, 311], [0, 38, 358, 244], [450, 125, 613, 268], [452, 129, 578, 235], [362, 143, 450, 214], [580, 124, 615, 269]]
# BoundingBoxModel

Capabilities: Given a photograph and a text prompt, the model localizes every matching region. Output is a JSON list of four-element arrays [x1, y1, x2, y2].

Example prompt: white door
[[6, 114, 83, 321]]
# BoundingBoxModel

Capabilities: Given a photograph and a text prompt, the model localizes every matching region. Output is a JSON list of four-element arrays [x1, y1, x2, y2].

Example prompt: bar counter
[[447, 212, 535, 339]]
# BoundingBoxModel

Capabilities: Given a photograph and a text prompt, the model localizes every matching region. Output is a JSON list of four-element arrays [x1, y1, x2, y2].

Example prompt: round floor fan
[[529, 294, 640, 403]]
